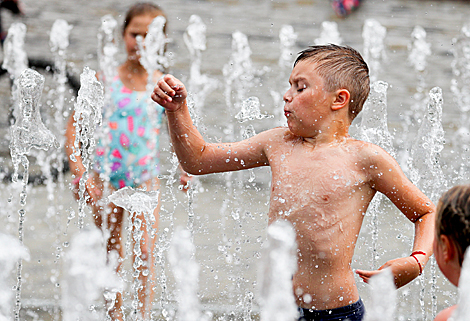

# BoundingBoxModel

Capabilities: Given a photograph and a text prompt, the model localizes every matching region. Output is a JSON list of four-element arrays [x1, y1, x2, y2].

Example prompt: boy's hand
[[151, 74, 187, 112], [356, 256, 421, 288]]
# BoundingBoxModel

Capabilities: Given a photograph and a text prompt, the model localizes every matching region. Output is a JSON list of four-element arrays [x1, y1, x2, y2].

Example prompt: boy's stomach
[[269, 201, 367, 310], [292, 251, 360, 310]]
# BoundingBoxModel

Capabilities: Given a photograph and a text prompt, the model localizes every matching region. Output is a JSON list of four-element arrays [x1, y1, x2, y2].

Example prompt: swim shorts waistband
[[298, 298, 365, 321]]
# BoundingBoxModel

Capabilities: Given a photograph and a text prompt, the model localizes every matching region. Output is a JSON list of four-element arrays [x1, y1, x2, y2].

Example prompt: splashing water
[[359, 81, 396, 157], [408, 87, 446, 319], [50, 19, 73, 118], [408, 26, 431, 73], [315, 21, 342, 45], [184, 15, 218, 119], [109, 187, 159, 320], [451, 249, 470, 320], [408, 87, 447, 201], [70, 67, 104, 228], [3, 23, 28, 122], [10, 68, 59, 204], [408, 26, 432, 124], [271, 25, 296, 126], [0, 233, 29, 321], [450, 22, 470, 184], [108, 186, 159, 215], [258, 220, 298, 321], [49, 19, 73, 182], [2, 22, 28, 80], [356, 81, 396, 269], [363, 268, 396, 321], [223, 31, 256, 116], [278, 25, 298, 69], [235, 97, 272, 123], [138, 15, 169, 75], [61, 228, 123, 321], [97, 14, 119, 87], [168, 227, 209, 321], [50, 19, 73, 56], [362, 19, 387, 82]]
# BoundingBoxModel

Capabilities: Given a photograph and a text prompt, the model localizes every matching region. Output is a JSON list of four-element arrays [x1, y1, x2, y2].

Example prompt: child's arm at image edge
[[355, 145, 436, 288]]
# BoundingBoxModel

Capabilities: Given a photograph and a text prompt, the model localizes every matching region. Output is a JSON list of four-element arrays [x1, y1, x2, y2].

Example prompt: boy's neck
[[302, 118, 351, 146]]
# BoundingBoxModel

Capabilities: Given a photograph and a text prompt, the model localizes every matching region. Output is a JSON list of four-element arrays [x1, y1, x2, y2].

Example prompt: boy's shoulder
[[341, 137, 400, 170]]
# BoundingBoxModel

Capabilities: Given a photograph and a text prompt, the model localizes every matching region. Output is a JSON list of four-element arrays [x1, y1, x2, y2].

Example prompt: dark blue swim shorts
[[298, 298, 365, 321]]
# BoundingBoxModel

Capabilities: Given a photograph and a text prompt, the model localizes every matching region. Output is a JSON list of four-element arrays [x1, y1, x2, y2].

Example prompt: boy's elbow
[[412, 208, 435, 224], [180, 162, 204, 176]]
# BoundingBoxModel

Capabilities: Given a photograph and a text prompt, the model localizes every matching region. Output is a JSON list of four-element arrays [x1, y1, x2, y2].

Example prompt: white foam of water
[[0, 233, 29, 321], [50, 19, 73, 53], [450, 249, 470, 320], [364, 268, 396, 321], [168, 227, 210, 321], [61, 228, 122, 321], [315, 21, 342, 45], [108, 186, 159, 215], [258, 220, 298, 321], [362, 19, 386, 82], [408, 26, 431, 73], [2, 22, 28, 80]]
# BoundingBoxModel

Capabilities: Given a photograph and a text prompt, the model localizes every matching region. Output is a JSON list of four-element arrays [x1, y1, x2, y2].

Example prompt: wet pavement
[[1, 0, 470, 320]]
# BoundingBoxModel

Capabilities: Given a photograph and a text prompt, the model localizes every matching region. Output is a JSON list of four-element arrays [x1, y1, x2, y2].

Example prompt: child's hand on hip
[[355, 256, 420, 288], [152, 74, 187, 111]]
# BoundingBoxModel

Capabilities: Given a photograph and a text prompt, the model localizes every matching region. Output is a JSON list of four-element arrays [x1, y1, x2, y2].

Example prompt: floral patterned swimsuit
[[95, 76, 164, 189]]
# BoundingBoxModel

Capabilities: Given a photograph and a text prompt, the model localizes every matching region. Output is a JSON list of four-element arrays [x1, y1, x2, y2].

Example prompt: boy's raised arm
[[355, 145, 436, 288], [152, 74, 270, 175]]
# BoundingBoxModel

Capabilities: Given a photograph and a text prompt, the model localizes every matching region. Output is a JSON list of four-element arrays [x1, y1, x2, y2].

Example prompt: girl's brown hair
[[436, 184, 470, 266], [122, 2, 166, 35]]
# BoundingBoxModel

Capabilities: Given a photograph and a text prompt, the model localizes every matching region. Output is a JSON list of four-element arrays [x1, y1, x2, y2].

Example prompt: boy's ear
[[331, 89, 350, 111]]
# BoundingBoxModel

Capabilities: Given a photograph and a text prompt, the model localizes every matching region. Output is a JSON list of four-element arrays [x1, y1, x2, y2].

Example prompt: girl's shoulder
[[434, 305, 457, 321]]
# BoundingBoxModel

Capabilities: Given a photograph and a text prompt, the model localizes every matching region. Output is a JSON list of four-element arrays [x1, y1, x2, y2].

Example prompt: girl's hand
[[179, 171, 192, 193], [152, 74, 187, 111], [72, 174, 103, 210]]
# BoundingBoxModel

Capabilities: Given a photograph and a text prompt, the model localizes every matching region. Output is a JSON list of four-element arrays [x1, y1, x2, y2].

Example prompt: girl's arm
[[64, 112, 102, 204]]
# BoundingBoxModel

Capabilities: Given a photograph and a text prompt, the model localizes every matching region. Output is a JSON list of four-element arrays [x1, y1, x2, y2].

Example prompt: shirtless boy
[[151, 44, 435, 321]]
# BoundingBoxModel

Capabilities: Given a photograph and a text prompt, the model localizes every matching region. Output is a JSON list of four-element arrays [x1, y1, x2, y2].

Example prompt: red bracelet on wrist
[[410, 251, 426, 275]]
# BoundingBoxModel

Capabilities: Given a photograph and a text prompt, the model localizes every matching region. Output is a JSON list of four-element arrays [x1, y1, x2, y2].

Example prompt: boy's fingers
[[355, 269, 381, 279], [155, 79, 175, 99]]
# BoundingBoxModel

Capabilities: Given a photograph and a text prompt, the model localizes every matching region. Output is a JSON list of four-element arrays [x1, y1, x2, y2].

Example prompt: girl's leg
[[89, 181, 125, 321], [134, 177, 161, 319], [106, 204, 125, 320]]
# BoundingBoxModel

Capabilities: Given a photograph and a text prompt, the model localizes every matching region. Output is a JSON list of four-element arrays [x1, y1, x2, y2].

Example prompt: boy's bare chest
[[268, 145, 371, 219]]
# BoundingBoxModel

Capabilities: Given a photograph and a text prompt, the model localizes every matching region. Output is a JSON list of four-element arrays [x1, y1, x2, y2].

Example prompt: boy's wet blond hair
[[294, 44, 370, 121], [437, 184, 470, 266]]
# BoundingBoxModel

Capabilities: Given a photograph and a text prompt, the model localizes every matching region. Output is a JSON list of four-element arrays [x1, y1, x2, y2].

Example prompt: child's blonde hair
[[294, 44, 370, 121], [437, 184, 470, 266]]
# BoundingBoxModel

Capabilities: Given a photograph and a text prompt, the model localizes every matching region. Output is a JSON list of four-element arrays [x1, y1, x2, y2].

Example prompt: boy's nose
[[283, 91, 292, 103]]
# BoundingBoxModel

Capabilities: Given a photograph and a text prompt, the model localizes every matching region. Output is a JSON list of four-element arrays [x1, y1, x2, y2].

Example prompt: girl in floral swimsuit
[[65, 3, 189, 320], [94, 75, 165, 190]]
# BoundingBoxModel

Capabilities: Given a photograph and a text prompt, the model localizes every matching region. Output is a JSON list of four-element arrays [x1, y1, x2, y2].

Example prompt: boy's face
[[283, 61, 335, 137]]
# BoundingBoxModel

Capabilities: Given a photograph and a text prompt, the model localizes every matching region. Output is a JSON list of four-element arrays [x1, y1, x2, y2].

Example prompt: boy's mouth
[[284, 110, 291, 118]]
